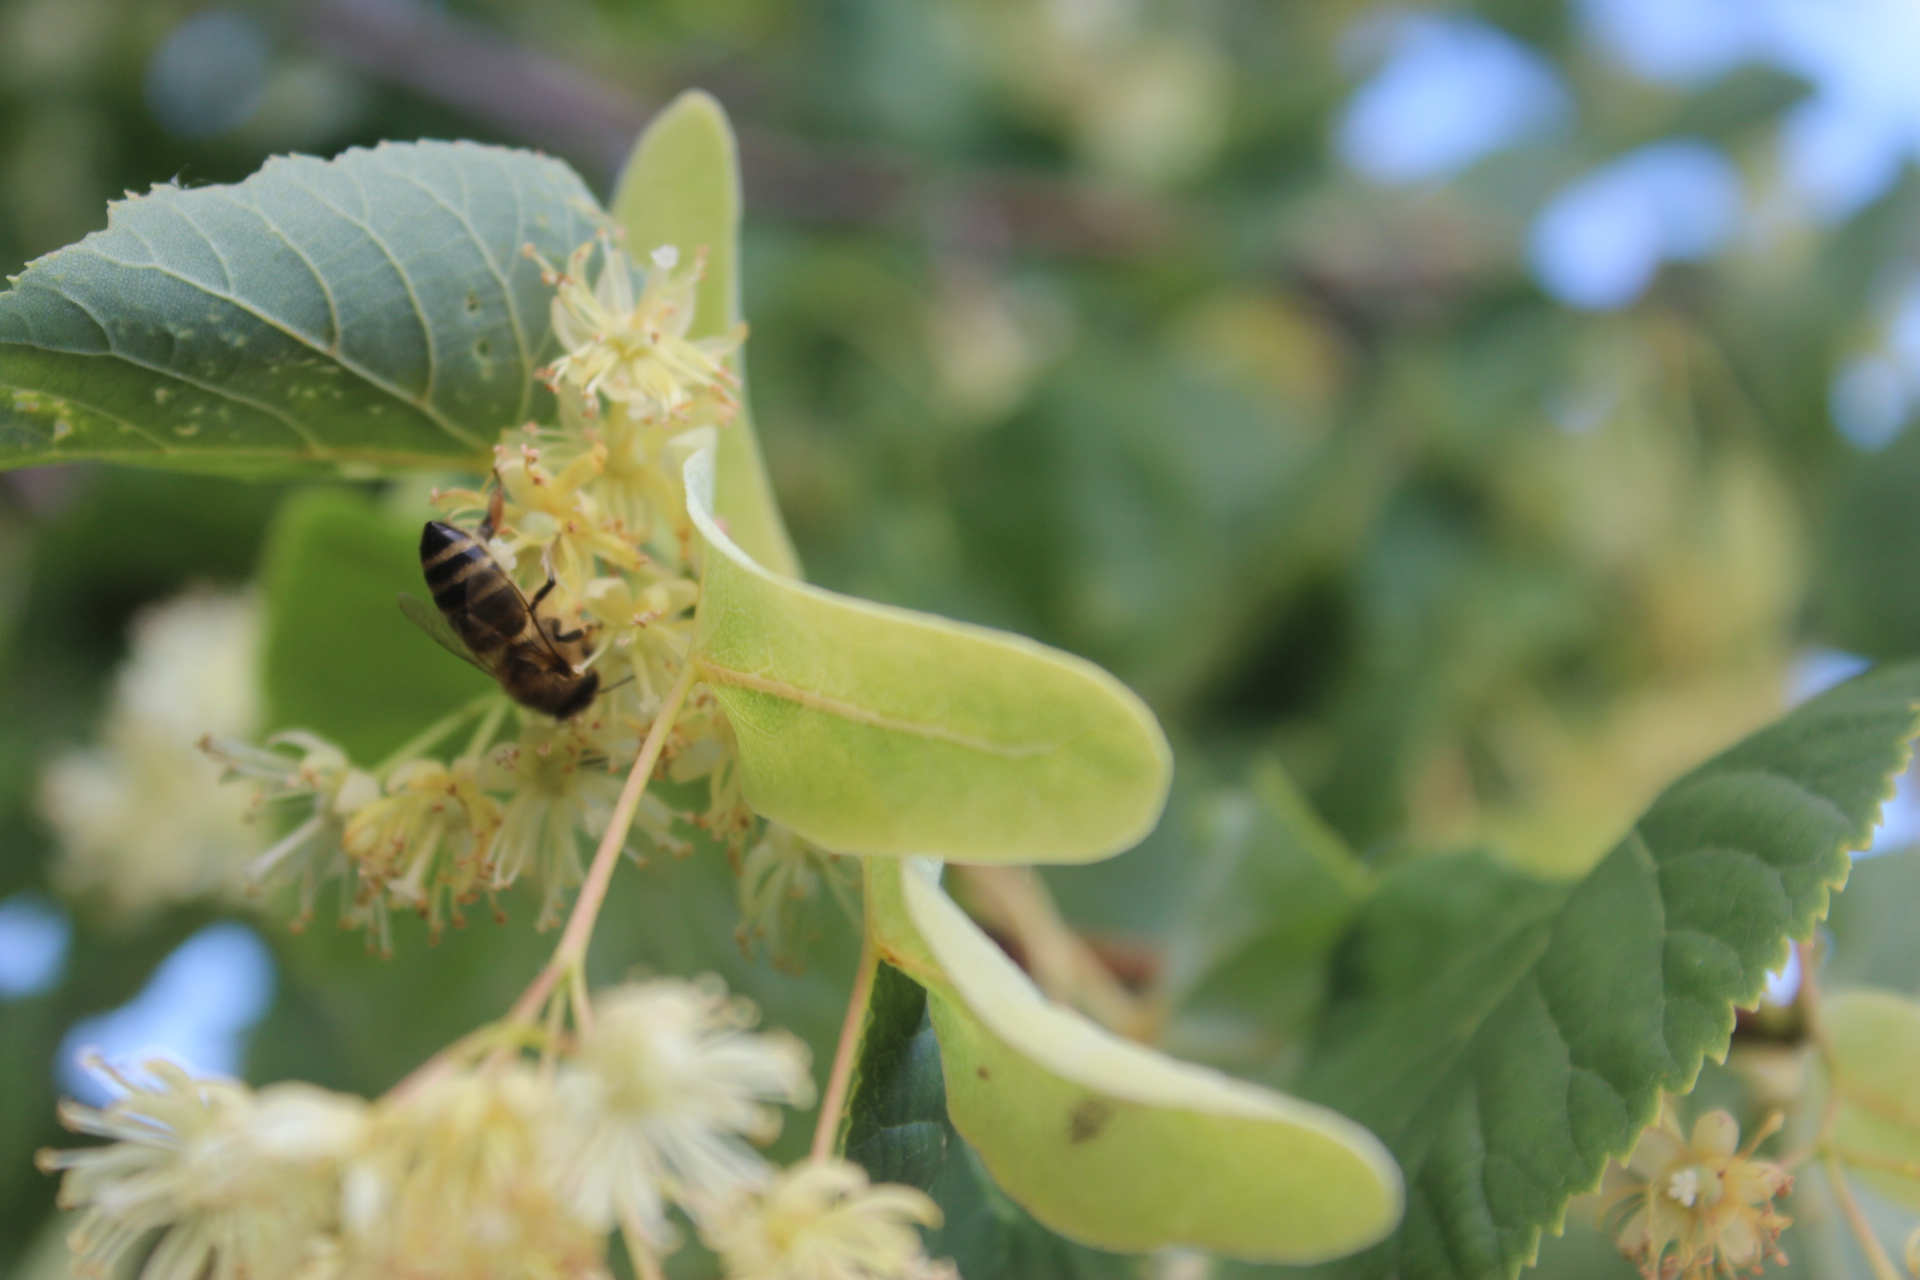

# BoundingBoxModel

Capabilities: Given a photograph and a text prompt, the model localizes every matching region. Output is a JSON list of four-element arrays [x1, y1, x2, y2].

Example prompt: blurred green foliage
[[8, 0, 1920, 1276]]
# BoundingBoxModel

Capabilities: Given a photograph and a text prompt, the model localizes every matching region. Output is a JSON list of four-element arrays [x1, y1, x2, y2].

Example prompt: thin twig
[[296, 0, 1181, 256], [392, 664, 700, 1105], [508, 659, 701, 1025], [955, 863, 1146, 1037], [1833, 1149, 1920, 1182], [1824, 1152, 1903, 1280], [620, 1212, 667, 1280], [811, 875, 879, 1163]]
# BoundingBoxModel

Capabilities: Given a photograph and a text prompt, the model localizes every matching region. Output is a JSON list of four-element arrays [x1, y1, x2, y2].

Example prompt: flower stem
[[1825, 1151, 1903, 1280], [462, 695, 512, 759], [812, 874, 879, 1162], [620, 1213, 667, 1280], [1834, 1148, 1920, 1181], [508, 659, 700, 1026], [373, 692, 497, 776]]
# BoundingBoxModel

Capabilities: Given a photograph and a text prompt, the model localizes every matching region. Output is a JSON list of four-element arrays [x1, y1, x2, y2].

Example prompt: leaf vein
[[371, 152, 533, 413], [52, 285, 321, 451], [0, 375, 175, 453], [278, 168, 449, 420], [699, 660, 1062, 759], [209, 189, 343, 351], [75, 244, 477, 451]]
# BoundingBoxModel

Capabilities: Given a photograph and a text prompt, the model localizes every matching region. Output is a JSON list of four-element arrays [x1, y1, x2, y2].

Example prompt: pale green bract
[[1826, 988, 1920, 1212], [682, 434, 1172, 863], [0, 142, 599, 473], [610, 90, 799, 577], [866, 857, 1403, 1261]]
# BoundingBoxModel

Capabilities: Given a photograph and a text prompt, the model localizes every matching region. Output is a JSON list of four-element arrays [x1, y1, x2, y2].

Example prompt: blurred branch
[[297, 0, 1182, 257], [952, 864, 1155, 1039]]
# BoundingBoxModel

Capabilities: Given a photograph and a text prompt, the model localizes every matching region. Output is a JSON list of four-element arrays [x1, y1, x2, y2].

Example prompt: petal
[[1692, 1110, 1741, 1157]]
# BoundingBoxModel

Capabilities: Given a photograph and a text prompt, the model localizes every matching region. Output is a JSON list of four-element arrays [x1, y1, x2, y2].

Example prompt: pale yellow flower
[[342, 758, 502, 945], [204, 730, 380, 927], [539, 236, 743, 425], [547, 977, 815, 1244], [1602, 1103, 1791, 1280], [482, 720, 626, 928], [581, 570, 698, 704], [38, 1058, 367, 1280], [735, 825, 858, 972], [705, 1159, 953, 1280], [438, 434, 642, 600], [41, 591, 262, 917], [328, 1066, 608, 1280]]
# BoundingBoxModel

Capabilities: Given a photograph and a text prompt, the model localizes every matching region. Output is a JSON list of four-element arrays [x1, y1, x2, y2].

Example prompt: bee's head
[[554, 669, 601, 720]]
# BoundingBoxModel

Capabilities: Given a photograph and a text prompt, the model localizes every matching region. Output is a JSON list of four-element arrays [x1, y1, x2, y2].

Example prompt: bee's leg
[[528, 573, 558, 613], [478, 472, 506, 542]]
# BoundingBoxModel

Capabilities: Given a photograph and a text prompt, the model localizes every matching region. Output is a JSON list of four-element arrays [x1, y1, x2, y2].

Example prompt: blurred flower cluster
[[40, 590, 262, 916], [40, 977, 949, 1280]]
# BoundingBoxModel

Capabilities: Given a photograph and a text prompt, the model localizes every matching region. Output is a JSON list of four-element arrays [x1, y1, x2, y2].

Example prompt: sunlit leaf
[[682, 436, 1172, 864], [0, 143, 598, 475], [610, 90, 799, 577], [1826, 988, 1920, 1212], [845, 961, 1135, 1279], [1248, 662, 1920, 1280], [867, 857, 1403, 1262]]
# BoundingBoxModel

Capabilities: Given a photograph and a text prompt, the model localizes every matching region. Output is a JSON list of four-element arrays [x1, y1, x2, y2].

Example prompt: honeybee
[[400, 496, 601, 719]]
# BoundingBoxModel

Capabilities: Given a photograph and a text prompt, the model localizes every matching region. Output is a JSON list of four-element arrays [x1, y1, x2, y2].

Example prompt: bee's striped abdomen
[[416, 520, 598, 718], [420, 521, 539, 659]]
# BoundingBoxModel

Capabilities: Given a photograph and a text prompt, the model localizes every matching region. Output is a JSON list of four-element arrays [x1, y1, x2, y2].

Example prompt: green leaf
[[1826, 988, 1920, 1212], [1160, 764, 1373, 1076], [260, 489, 490, 762], [0, 142, 600, 475], [682, 436, 1172, 864], [611, 91, 799, 578], [1262, 662, 1920, 1280], [1812, 424, 1920, 659], [867, 857, 1403, 1262], [846, 961, 1139, 1279]]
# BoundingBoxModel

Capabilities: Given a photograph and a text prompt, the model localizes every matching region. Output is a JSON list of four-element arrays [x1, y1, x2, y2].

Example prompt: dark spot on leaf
[[1067, 1098, 1114, 1144], [976, 1066, 990, 1080], [475, 339, 491, 359], [465, 290, 481, 312]]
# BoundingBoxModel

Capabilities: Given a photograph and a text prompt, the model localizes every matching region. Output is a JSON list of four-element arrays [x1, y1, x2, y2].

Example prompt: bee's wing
[[397, 592, 494, 676]]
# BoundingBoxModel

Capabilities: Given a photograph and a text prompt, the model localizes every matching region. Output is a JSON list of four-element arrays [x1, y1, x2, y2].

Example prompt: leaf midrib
[[699, 659, 1063, 759]]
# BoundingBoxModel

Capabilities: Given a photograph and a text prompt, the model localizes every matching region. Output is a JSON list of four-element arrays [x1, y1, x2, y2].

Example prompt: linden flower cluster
[[206, 232, 830, 955], [41, 978, 950, 1280], [43, 590, 264, 917], [1601, 1103, 1792, 1280]]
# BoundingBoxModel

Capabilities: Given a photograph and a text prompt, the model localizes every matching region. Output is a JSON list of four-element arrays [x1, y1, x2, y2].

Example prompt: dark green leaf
[[1812, 425, 1920, 659], [0, 143, 599, 475], [845, 962, 1140, 1280], [1248, 662, 1920, 1280]]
